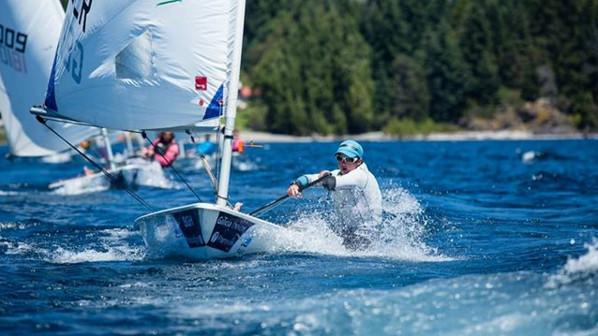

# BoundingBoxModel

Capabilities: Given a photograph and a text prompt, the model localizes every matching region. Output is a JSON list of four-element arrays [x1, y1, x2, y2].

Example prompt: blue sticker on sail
[[203, 84, 224, 120], [45, 55, 58, 111], [208, 212, 254, 252], [173, 209, 205, 248]]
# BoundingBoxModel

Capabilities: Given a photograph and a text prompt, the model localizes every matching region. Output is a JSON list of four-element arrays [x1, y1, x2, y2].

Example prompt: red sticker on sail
[[195, 76, 207, 90]]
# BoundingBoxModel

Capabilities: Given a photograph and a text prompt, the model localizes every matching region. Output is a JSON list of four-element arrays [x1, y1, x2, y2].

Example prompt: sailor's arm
[[330, 168, 367, 190]]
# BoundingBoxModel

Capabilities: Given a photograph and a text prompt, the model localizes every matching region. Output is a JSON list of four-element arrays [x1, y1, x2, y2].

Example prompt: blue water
[[1, 140, 597, 335]]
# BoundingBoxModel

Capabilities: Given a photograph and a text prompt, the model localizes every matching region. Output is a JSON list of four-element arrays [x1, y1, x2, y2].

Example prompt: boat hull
[[136, 203, 288, 259], [48, 159, 167, 194]]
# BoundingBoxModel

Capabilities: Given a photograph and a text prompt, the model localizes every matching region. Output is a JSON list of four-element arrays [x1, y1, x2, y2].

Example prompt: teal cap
[[335, 140, 363, 159]]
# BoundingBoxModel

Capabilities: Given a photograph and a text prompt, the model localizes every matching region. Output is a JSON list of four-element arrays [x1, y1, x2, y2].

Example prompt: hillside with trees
[[241, 0, 597, 136]]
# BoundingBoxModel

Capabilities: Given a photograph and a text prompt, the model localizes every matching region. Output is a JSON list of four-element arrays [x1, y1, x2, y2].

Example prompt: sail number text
[[0, 24, 28, 53], [0, 24, 28, 73], [63, 0, 93, 83], [70, 0, 92, 33]]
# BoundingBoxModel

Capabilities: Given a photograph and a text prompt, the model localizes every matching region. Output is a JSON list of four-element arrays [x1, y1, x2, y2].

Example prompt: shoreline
[[241, 130, 598, 143], [0, 128, 596, 147]]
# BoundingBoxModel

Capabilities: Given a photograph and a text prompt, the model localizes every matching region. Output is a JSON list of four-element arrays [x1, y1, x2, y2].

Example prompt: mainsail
[[0, 0, 95, 157], [43, 0, 238, 131], [41, 0, 245, 205]]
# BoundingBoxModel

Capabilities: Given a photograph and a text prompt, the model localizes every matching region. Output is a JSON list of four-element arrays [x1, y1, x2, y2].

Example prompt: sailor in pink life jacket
[[142, 131, 180, 167], [287, 140, 382, 250]]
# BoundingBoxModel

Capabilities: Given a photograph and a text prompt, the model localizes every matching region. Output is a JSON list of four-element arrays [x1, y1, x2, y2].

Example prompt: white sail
[[0, 0, 96, 157], [44, 0, 238, 131]]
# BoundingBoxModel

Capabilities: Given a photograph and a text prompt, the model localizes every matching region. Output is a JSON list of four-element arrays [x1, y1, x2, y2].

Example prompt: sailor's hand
[[287, 183, 301, 197], [318, 170, 330, 178], [321, 175, 336, 191], [142, 147, 153, 158]]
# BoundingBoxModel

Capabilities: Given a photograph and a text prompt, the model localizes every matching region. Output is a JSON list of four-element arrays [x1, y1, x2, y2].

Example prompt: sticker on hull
[[173, 209, 205, 248], [208, 212, 254, 252]]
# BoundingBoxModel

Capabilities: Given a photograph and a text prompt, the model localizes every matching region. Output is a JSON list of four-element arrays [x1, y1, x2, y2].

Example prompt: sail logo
[[0, 24, 28, 73], [195, 76, 207, 90]]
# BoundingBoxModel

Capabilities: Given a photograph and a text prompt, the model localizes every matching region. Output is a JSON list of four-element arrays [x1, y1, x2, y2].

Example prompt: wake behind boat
[[33, 0, 287, 259]]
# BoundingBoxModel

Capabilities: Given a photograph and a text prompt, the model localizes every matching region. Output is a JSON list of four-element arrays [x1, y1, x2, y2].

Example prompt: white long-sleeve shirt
[[302, 163, 382, 237]]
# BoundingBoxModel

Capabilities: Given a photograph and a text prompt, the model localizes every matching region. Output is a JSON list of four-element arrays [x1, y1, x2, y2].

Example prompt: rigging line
[[141, 131, 202, 202], [186, 130, 219, 197], [35, 116, 154, 211]]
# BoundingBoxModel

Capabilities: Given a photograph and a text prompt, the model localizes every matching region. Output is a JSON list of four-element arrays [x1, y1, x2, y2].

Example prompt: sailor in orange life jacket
[[142, 131, 180, 167], [231, 129, 245, 154]]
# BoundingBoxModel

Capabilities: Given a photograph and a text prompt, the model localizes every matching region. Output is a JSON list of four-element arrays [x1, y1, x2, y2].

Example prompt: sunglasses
[[336, 154, 358, 164]]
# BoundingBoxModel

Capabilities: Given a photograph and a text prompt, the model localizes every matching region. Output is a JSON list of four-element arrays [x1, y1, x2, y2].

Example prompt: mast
[[124, 132, 135, 157], [101, 128, 116, 171], [216, 0, 247, 206]]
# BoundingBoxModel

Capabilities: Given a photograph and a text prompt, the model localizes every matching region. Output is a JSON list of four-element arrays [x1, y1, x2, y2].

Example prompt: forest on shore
[[57, 0, 598, 136]]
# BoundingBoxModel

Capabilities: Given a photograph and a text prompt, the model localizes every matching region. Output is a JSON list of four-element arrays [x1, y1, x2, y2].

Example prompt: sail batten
[[46, 1, 237, 132]]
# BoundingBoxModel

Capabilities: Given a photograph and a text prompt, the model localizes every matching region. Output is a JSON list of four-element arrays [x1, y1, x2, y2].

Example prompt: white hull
[[136, 203, 289, 259], [48, 160, 159, 195]]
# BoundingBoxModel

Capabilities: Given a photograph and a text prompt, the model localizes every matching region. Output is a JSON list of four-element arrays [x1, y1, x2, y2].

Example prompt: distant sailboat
[[33, 0, 291, 258], [0, 0, 96, 158]]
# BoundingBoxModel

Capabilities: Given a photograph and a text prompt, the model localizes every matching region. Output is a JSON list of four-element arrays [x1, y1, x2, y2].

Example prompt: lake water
[[0, 140, 597, 335]]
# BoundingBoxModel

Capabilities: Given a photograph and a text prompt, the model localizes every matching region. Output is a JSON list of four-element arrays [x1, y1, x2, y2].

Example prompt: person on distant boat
[[142, 131, 179, 167], [79, 139, 104, 176], [287, 140, 382, 250], [232, 129, 245, 154]]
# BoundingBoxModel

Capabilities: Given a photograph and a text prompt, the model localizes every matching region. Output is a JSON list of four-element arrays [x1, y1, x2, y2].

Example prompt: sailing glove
[[321, 175, 336, 191]]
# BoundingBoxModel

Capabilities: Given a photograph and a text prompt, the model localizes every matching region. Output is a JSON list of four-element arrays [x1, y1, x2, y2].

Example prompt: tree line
[[242, 0, 598, 135]]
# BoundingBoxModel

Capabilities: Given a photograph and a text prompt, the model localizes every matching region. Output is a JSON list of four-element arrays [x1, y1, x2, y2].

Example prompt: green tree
[[458, 0, 500, 106], [251, 2, 373, 135], [423, 24, 468, 122], [389, 54, 430, 121]]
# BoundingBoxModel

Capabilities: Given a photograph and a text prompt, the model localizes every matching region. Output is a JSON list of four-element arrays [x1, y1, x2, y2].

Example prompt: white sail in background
[[44, 0, 238, 131], [0, 0, 95, 157]]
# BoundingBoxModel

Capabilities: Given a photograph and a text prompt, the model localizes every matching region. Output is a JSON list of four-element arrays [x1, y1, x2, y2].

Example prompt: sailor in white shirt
[[288, 140, 382, 250]]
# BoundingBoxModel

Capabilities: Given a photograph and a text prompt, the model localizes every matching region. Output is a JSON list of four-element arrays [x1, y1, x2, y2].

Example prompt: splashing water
[[131, 160, 178, 189], [47, 245, 144, 264], [280, 187, 451, 261], [547, 239, 598, 287]]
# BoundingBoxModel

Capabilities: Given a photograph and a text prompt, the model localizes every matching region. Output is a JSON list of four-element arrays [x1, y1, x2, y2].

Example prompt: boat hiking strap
[[36, 116, 154, 211], [141, 131, 202, 202]]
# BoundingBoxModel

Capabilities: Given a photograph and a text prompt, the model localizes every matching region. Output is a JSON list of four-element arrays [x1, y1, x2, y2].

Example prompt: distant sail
[[0, 0, 96, 157], [44, 0, 239, 131]]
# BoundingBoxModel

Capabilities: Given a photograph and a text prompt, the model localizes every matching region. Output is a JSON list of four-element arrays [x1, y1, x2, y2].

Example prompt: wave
[[169, 270, 596, 335], [0, 190, 21, 196], [547, 239, 598, 288], [40, 152, 73, 164], [1, 225, 143, 263], [46, 245, 143, 264]]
